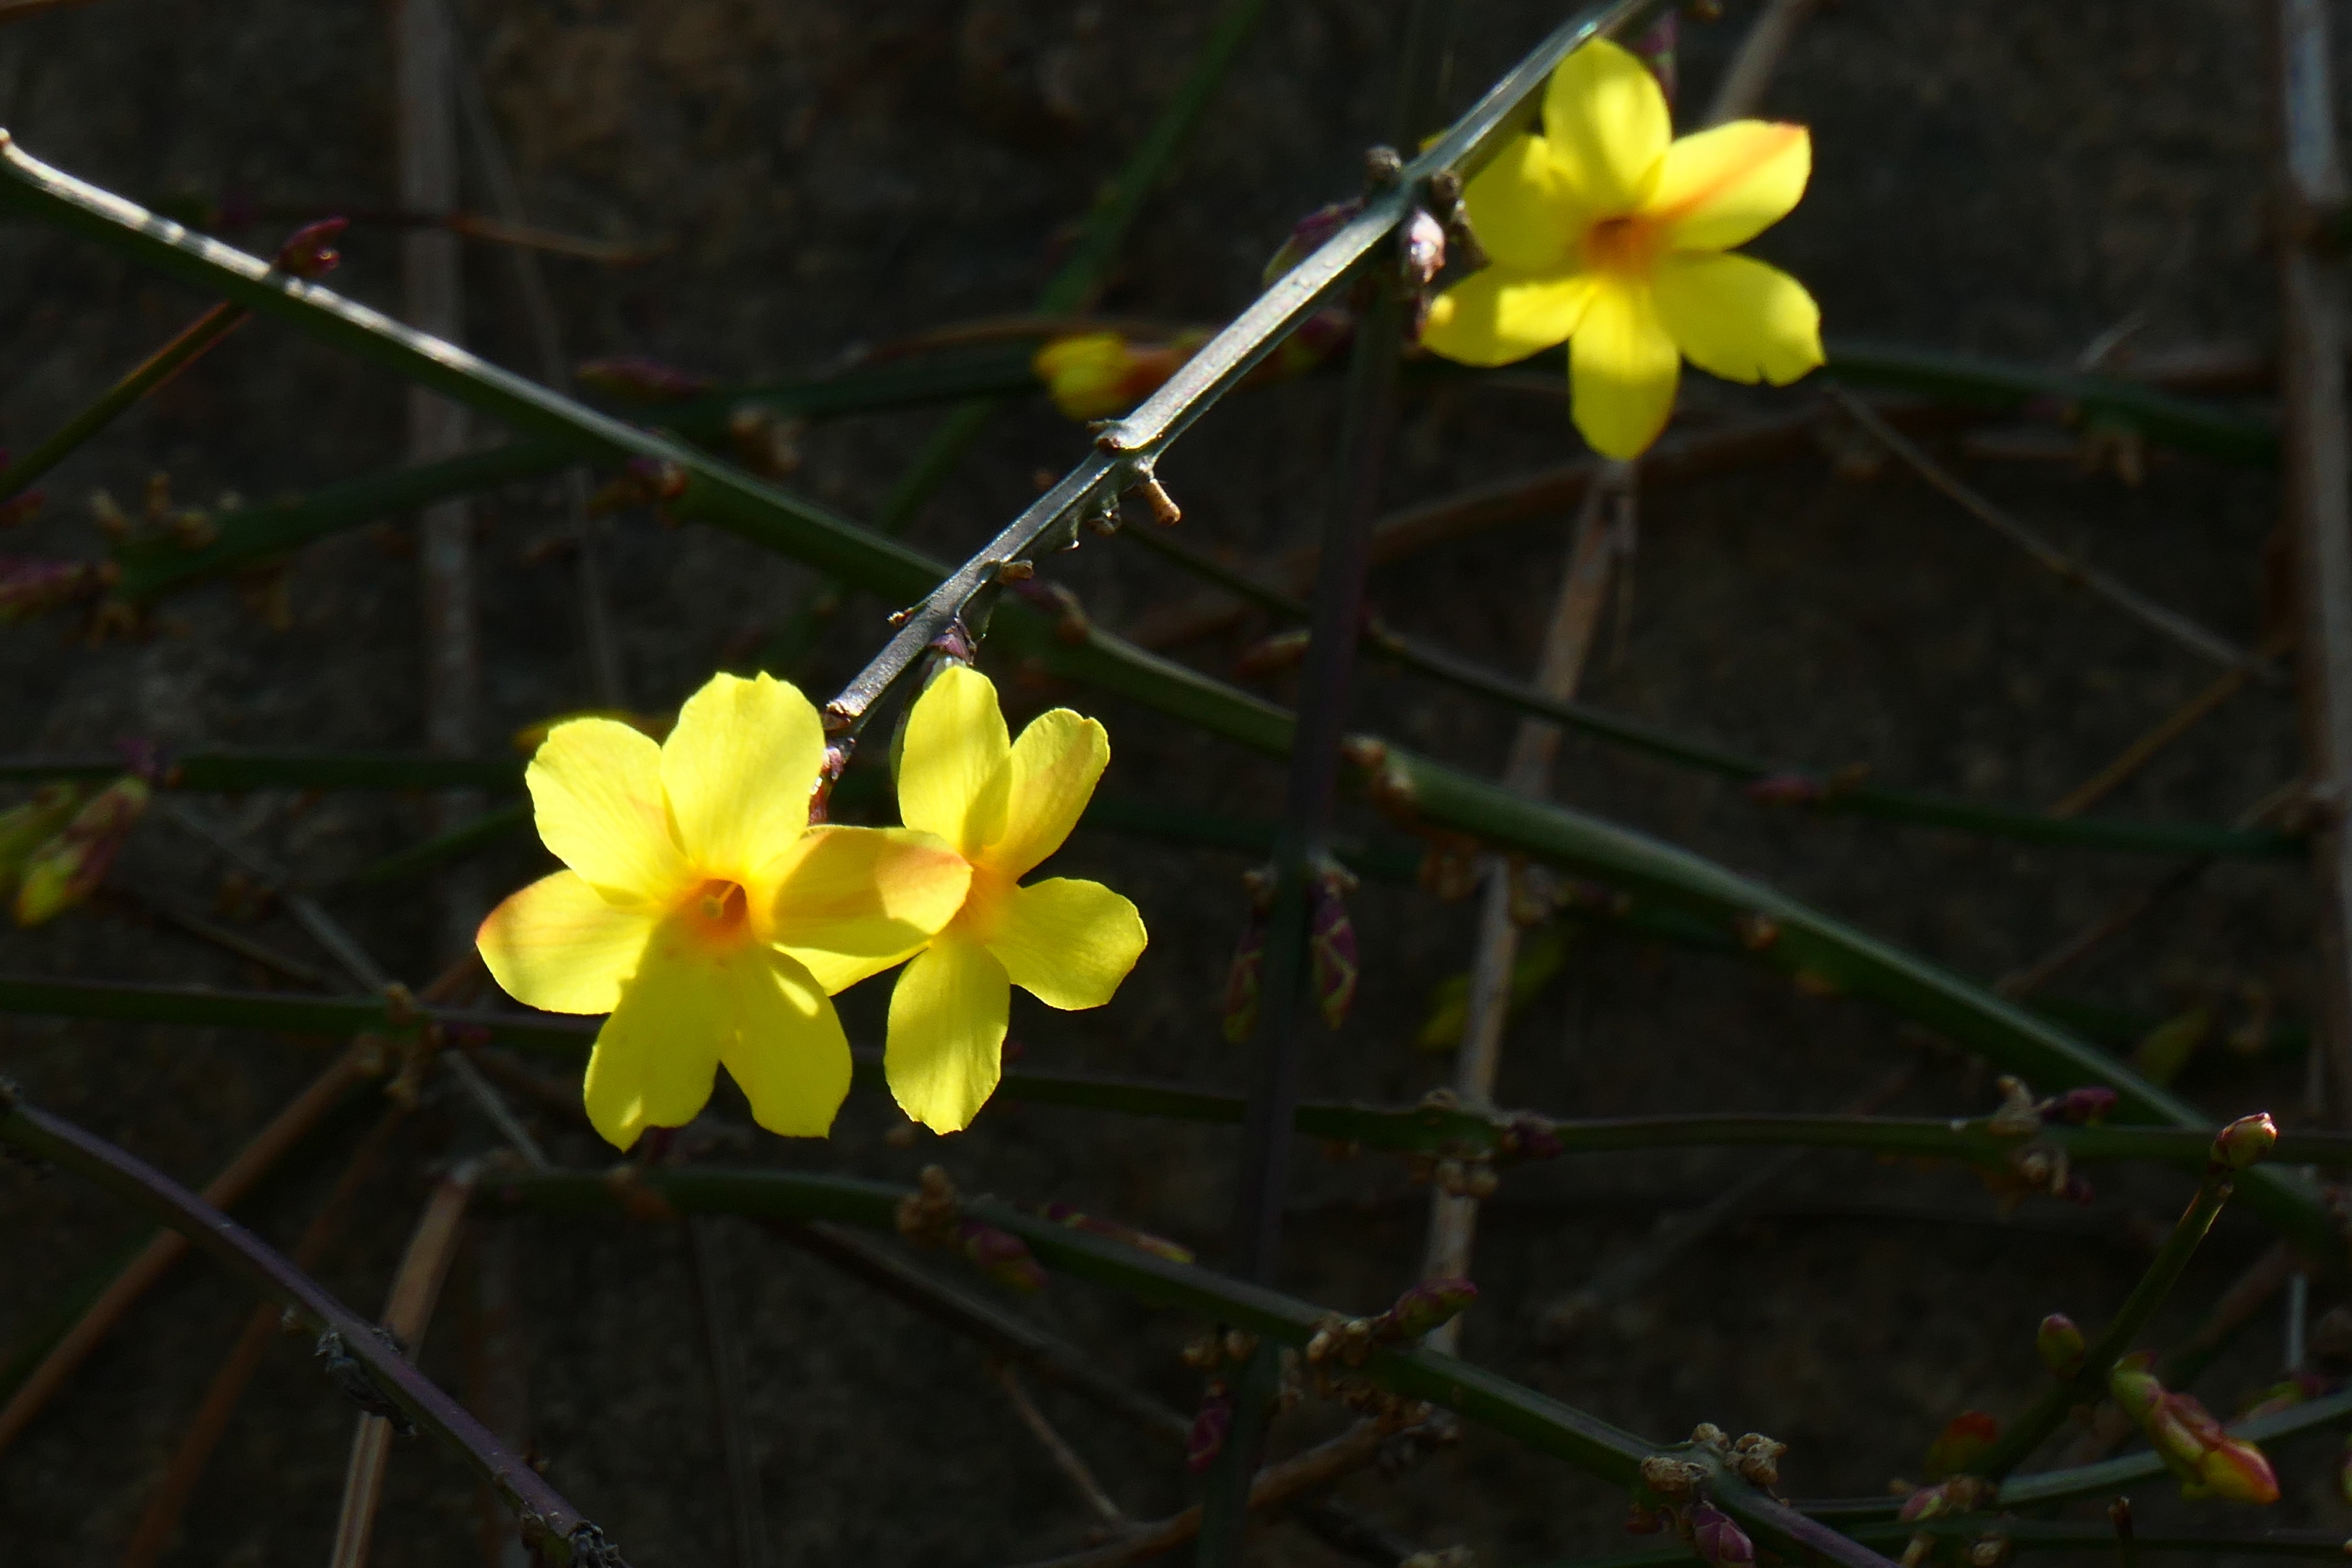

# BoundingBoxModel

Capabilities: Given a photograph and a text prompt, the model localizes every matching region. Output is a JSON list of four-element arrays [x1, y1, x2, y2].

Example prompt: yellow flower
[[477, 671, 971, 1150], [792, 665, 1146, 1132], [1421, 37, 1824, 460]]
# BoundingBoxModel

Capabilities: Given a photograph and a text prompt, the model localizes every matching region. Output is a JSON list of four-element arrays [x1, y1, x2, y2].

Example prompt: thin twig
[[688, 1219, 772, 1568], [1421, 470, 1625, 1355], [0, 303, 247, 500], [2047, 630, 2293, 818], [1826, 385, 2265, 677], [1702, 0, 1822, 125], [2277, 0, 2352, 1125], [991, 1359, 1128, 1528], [328, 1167, 480, 1568], [110, 888, 336, 989], [1014, 1420, 1403, 1568], [119, 1103, 409, 1568], [0, 1044, 371, 1455]]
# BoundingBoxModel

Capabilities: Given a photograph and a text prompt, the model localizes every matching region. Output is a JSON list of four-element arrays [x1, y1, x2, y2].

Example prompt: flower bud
[[2211, 1112, 2278, 1172], [1924, 1410, 1999, 1479], [2043, 1086, 2118, 1126], [1262, 200, 1365, 286], [576, 356, 714, 404], [1221, 906, 1267, 1044], [1032, 333, 1199, 422], [1308, 870, 1358, 1030], [0, 557, 113, 625], [1039, 1202, 1193, 1265], [15, 775, 149, 927], [0, 785, 85, 893], [954, 1220, 1046, 1294], [2035, 1313, 2085, 1380], [2186, 1435, 2279, 1505], [1378, 1278, 1478, 1342], [1187, 1381, 1234, 1473], [271, 216, 347, 279], [2107, 1353, 2164, 1422], [1688, 1504, 1753, 1568]]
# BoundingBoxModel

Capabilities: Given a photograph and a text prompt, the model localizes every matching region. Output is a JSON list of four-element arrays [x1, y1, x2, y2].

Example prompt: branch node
[[1363, 144, 1405, 189], [314, 1327, 415, 1436]]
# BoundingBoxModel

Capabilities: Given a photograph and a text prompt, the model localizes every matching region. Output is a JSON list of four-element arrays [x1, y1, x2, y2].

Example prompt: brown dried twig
[[1702, 0, 1824, 126], [990, 1360, 1128, 1529], [2047, 630, 2294, 819]]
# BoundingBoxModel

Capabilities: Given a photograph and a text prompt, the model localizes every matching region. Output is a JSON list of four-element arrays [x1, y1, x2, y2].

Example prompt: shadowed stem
[[0, 1092, 618, 1562], [687, 1219, 772, 1568], [0, 301, 246, 501], [1974, 1158, 2242, 1479]]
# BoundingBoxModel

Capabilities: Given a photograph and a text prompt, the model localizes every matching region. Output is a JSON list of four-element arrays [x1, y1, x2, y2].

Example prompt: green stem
[[1975, 1167, 2236, 1477], [0, 302, 247, 500]]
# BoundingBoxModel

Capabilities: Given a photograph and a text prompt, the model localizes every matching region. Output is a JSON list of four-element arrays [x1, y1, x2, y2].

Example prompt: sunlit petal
[[660, 671, 825, 878], [987, 878, 1146, 1011], [1569, 278, 1681, 460], [527, 718, 686, 902], [1540, 38, 1670, 213], [764, 824, 972, 954], [982, 709, 1107, 877], [883, 936, 1011, 1133], [897, 664, 1010, 859], [580, 915, 729, 1150], [1653, 252, 1824, 386], [1462, 134, 1588, 271], [476, 870, 656, 1015], [1421, 268, 1599, 368], [719, 947, 853, 1138], [785, 942, 925, 997], [1650, 121, 1811, 253]]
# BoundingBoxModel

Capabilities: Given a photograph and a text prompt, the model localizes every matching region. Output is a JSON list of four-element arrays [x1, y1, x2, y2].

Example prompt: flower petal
[[884, 936, 1010, 1133], [982, 709, 1108, 876], [897, 664, 1010, 860], [767, 825, 972, 949], [1569, 279, 1681, 460], [988, 878, 1146, 1011], [661, 671, 825, 880], [1420, 268, 1599, 368], [1541, 37, 1670, 213], [1653, 252, 1824, 386], [580, 915, 729, 1150], [719, 947, 852, 1138], [1649, 121, 1811, 253], [1462, 134, 1588, 271], [528, 717, 686, 902], [476, 870, 656, 1015]]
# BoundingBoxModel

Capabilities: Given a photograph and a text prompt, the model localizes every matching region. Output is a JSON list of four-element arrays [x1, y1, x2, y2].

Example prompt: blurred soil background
[[0, 0, 2345, 1562]]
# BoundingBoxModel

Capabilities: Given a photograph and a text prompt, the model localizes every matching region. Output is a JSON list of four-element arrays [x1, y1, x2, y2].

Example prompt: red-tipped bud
[[1187, 1381, 1234, 1473], [2043, 1087, 2118, 1126], [1688, 1504, 1753, 1568], [2035, 1314, 2085, 1380], [15, 775, 150, 926], [2110, 1355, 2278, 1503], [954, 1220, 1046, 1294], [2185, 1435, 2280, 1505], [1501, 1113, 1564, 1164], [1262, 199, 1365, 286], [576, 356, 715, 404], [1924, 1410, 2000, 1479], [2211, 1112, 2278, 1171], [1307, 870, 1358, 1030], [271, 216, 347, 279], [0, 557, 113, 624], [1378, 1278, 1478, 1342]]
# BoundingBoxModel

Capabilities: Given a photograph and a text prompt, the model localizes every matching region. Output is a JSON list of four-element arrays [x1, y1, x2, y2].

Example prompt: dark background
[[0, 0, 2341, 1561]]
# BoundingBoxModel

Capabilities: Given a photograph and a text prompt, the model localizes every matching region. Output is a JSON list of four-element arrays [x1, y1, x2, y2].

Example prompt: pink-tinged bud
[[0, 558, 113, 624], [1502, 1113, 1564, 1164], [1234, 627, 1312, 679], [2035, 1314, 2085, 1380], [955, 1220, 1046, 1294], [1743, 772, 1827, 807], [1221, 907, 1267, 1044], [1187, 1381, 1234, 1473], [1308, 872, 1357, 1030], [1400, 208, 1446, 290], [2211, 1112, 2278, 1171], [2043, 1087, 2118, 1126], [2186, 1435, 2279, 1505], [576, 356, 714, 404], [271, 216, 347, 279], [1039, 1202, 1195, 1265], [15, 775, 150, 927], [1924, 1410, 1999, 1479], [1688, 1504, 1753, 1568], [1262, 200, 1365, 286], [1378, 1278, 1478, 1342]]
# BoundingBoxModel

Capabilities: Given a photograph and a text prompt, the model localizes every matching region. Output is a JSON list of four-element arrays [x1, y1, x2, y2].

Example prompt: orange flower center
[[1580, 213, 1662, 277], [679, 878, 754, 952]]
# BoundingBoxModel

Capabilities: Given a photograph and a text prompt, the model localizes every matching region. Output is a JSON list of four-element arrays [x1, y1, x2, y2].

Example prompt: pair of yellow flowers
[[478, 666, 1146, 1149]]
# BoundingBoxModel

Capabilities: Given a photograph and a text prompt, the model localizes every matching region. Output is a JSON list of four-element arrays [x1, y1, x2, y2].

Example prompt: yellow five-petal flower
[[1421, 37, 1824, 460], [789, 665, 1146, 1133], [477, 671, 971, 1150]]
